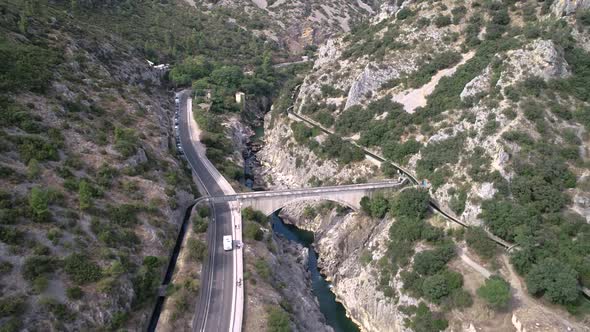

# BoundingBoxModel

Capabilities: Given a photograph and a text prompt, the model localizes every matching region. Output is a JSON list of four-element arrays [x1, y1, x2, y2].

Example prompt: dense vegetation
[[360, 189, 474, 329]]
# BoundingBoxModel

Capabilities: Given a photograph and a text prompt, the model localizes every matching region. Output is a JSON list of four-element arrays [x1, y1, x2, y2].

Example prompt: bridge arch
[[238, 194, 362, 217]]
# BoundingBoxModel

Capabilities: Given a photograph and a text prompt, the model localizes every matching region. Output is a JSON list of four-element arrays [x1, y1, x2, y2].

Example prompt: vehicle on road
[[223, 235, 233, 251]]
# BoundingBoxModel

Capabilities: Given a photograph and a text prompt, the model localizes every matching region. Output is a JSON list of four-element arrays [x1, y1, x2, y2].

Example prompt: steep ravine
[[226, 105, 337, 331]]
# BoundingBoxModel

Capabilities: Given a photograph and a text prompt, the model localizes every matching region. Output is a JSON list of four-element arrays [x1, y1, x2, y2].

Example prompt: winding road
[[176, 90, 243, 332]]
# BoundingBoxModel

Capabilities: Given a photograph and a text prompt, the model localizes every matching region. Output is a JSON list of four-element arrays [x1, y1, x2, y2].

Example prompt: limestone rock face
[[279, 204, 415, 332], [551, 0, 590, 16], [257, 113, 375, 188], [460, 65, 492, 101], [496, 40, 570, 89], [271, 236, 334, 332], [344, 64, 403, 109]]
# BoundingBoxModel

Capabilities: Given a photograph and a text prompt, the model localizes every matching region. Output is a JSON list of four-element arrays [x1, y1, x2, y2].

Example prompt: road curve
[[176, 90, 243, 332]]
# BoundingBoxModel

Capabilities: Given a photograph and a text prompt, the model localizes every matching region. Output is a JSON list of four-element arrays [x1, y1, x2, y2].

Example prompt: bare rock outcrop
[[496, 40, 570, 89], [551, 0, 590, 16]]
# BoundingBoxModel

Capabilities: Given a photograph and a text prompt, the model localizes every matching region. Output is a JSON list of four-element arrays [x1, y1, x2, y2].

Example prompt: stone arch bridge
[[205, 179, 408, 216]]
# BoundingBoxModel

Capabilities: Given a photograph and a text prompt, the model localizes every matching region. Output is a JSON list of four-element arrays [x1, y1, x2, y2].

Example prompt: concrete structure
[[208, 180, 407, 216], [235, 91, 245, 105]]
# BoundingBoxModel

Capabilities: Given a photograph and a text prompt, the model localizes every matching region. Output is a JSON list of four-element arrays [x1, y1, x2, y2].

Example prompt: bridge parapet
[[209, 179, 407, 216]]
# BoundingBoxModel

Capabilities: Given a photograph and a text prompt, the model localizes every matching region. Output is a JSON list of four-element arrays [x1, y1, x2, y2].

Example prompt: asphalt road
[[176, 91, 235, 332]]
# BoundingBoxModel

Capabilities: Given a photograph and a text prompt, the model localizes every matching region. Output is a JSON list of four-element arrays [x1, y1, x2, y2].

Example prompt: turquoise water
[[271, 213, 360, 332]]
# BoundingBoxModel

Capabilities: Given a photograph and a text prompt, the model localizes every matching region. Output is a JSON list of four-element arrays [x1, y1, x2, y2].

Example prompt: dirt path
[[458, 247, 492, 278], [392, 51, 475, 113]]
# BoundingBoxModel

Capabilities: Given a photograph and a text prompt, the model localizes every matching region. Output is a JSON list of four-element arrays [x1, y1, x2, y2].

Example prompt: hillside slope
[[257, 0, 590, 330]]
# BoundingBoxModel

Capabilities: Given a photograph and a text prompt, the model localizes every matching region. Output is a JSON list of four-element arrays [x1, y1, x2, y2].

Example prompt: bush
[[244, 221, 263, 241], [0, 39, 59, 93], [361, 195, 390, 218], [465, 227, 497, 260], [254, 258, 272, 281], [41, 297, 75, 321], [78, 180, 93, 210], [187, 238, 207, 262], [66, 286, 84, 300], [397, 8, 415, 20], [434, 15, 452, 28], [0, 226, 24, 245], [114, 127, 138, 158], [266, 305, 290, 332], [63, 254, 103, 284], [402, 302, 448, 332], [17, 136, 59, 163], [413, 247, 453, 276], [477, 275, 511, 309], [242, 207, 268, 224], [107, 204, 139, 227], [22, 255, 56, 281], [0, 295, 26, 318], [192, 214, 209, 233]]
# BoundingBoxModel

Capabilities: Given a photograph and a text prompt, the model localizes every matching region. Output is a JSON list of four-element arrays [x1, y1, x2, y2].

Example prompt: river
[[244, 125, 360, 332]]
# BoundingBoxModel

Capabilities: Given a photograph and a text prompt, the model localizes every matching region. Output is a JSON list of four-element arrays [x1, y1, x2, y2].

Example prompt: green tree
[[78, 180, 92, 210], [403, 302, 448, 332], [29, 187, 50, 222], [477, 276, 511, 309], [210, 66, 244, 89], [422, 274, 450, 302], [526, 258, 579, 305], [390, 189, 430, 220], [370, 195, 389, 218]]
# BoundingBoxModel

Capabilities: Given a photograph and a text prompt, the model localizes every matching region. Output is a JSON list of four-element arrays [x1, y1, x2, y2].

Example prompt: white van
[[223, 235, 233, 251]]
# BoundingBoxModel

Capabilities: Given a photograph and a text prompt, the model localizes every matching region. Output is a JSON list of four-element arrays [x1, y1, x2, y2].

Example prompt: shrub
[[266, 305, 290, 332], [0, 295, 26, 318], [255, 259, 271, 281], [187, 238, 207, 262], [114, 127, 138, 158], [63, 254, 103, 284], [41, 297, 75, 321], [465, 227, 497, 260], [22, 255, 56, 281], [244, 221, 263, 241], [192, 214, 209, 233], [434, 15, 452, 28], [242, 207, 268, 224], [0, 39, 58, 93], [477, 275, 511, 309], [66, 286, 84, 300], [397, 8, 415, 20], [0, 226, 24, 245], [416, 135, 465, 179], [416, 242, 456, 272], [107, 204, 139, 226], [78, 180, 93, 210], [402, 302, 448, 332], [361, 195, 390, 218], [17, 136, 59, 163]]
